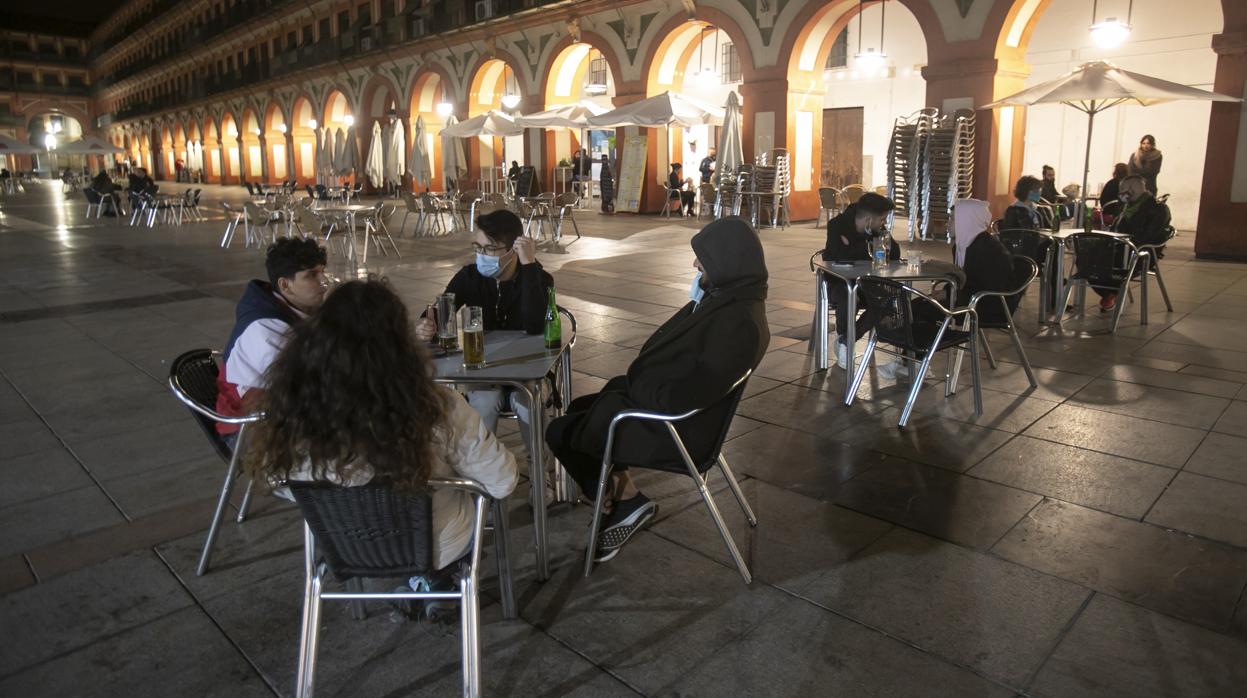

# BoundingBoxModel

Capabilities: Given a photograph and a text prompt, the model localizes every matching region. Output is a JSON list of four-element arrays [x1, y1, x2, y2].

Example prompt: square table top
[[433, 331, 568, 383], [813, 258, 965, 284]]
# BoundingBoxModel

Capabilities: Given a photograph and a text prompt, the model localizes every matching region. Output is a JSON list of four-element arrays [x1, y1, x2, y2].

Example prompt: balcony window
[[338, 11, 350, 33], [720, 42, 741, 84], [825, 28, 848, 70], [357, 4, 371, 27]]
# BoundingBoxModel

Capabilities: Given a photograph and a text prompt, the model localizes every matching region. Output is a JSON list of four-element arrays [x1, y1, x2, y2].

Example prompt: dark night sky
[[0, 3, 129, 38]]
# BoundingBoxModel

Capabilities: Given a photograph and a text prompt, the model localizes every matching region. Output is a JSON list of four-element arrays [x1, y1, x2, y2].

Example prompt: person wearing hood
[[1127, 134, 1162, 195], [217, 238, 329, 447], [546, 217, 770, 562], [415, 210, 554, 456], [950, 199, 1019, 326]]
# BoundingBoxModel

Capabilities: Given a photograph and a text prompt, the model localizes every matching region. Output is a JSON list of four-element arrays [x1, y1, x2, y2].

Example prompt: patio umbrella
[[333, 127, 347, 174], [385, 118, 405, 186], [441, 110, 524, 138], [588, 91, 724, 128], [365, 120, 385, 188], [322, 127, 336, 182], [984, 60, 1241, 210], [0, 134, 41, 154], [716, 91, 743, 181], [515, 101, 609, 129], [338, 125, 357, 177], [313, 128, 324, 183], [409, 115, 432, 189], [55, 136, 125, 154], [441, 114, 467, 190]]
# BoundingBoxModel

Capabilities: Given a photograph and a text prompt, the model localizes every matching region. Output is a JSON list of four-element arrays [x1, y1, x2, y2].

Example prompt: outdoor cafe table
[[1040, 228, 1130, 325], [315, 204, 375, 264], [432, 330, 574, 583], [812, 258, 963, 404]]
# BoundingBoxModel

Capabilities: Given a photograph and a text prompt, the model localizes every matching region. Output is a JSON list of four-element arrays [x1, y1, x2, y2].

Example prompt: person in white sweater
[[244, 278, 518, 571]]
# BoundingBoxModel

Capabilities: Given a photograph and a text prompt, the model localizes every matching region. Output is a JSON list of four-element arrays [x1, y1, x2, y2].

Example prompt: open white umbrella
[[515, 101, 609, 129], [0, 134, 41, 155], [409, 116, 432, 189], [56, 136, 126, 154], [716, 91, 743, 180], [365, 120, 385, 188], [984, 60, 1241, 210], [441, 115, 467, 190], [441, 110, 524, 138], [588, 91, 724, 128], [385, 118, 405, 186]]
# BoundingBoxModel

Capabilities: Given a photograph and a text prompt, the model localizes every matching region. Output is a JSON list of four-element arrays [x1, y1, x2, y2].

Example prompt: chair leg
[[846, 333, 878, 405], [979, 328, 998, 369], [491, 498, 516, 619], [235, 479, 254, 523], [900, 321, 952, 428], [298, 562, 327, 698], [968, 323, 983, 416], [671, 426, 750, 584], [460, 574, 481, 697], [196, 428, 246, 576], [582, 459, 614, 578], [1109, 265, 1134, 334], [1151, 262, 1174, 311], [717, 455, 757, 526], [346, 578, 366, 620]]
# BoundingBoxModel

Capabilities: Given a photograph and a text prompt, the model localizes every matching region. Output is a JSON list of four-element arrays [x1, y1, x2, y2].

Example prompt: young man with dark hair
[[822, 192, 900, 370], [217, 237, 329, 441], [415, 210, 554, 465]]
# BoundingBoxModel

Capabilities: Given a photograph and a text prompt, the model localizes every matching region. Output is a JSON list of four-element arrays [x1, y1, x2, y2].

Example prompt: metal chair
[[361, 203, 401, 262], [696, 183, 717, 220], [815, 187, 840, 228], [841, 184, 865, 206], [659, 181, 676, 218], [420, 192, 450, 236], [551, 192, 581, 244], [399, 191, 424, 236], [289, 478, 514, 697], [1134, 226, 1176, 316], [1060, 232, 1146, 332], [83, 188, 106, 218], [456, 190, 483, 232], [167, 349, 263, 576], [243, 201, 279, 245], [847, 277, 980, 428], [966, 256, 1039, 387], [583, 371, 757, 584], [220, 202, 248, 248], [997, 228, 1054, 324]]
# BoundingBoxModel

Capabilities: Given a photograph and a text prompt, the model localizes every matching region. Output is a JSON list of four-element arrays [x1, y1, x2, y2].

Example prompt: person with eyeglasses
[[415, 210, 554, 487]]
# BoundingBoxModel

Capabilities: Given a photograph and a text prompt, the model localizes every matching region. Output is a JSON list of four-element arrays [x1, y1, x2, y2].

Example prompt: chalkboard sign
[[616, 132, 648, 213], [515, 165, 537, 197]]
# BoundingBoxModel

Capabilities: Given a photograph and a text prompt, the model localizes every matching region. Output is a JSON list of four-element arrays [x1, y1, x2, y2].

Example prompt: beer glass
[[435, 293, 458, 352], [462, 306, 486, 369]]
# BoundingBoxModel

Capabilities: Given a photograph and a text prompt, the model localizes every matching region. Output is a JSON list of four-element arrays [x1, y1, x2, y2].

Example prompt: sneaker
[[835, 340, 849, 369], [1099, 293, 1117, 312], [595, 494, 657, 559], [875, 355, 902, 380]]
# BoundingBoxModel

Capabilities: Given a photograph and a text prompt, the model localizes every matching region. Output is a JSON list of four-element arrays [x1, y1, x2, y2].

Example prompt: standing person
[[699, 149, 717, 184], [216, 238, 329, 447], [570, 150, 583, 195], [413, 210, 553, 451], [668, 163, 695, 216], [507, 160, 520, 192], [599, 153, 615, 214], [174, 157, 184, 183], [1127, 134, 1163, 195], [243, 279, 518, 578], [546, 218, 769, 563], [821, 192, 900, 371]]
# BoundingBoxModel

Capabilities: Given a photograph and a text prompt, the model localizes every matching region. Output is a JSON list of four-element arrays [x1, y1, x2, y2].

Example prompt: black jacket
[[823, 204, 899, 262], [564, 218, 770, 468], [441, 261, 554, 334], [957, 233, 1022, 326], [1116, 195, 1171, 247], [1100, 178, 1122, 214], [1002, 202, 1041, 231]]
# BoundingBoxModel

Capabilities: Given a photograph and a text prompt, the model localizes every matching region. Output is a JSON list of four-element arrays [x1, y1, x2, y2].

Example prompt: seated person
[[821, 192, 900, 370], [414, 210, 552, 452], [952, 199, 1021, 326], [546, 218, 769, 562], [1002, 175, 1048, 231], [1041, 165, 1071, 220], [91, 170, 121, 215], [217, 238, 329, 447], [1099, 163, 1128, 223], [244, 279, 518, 577], [668, 163, 696, 216], [1088, 175, 1170, 312]]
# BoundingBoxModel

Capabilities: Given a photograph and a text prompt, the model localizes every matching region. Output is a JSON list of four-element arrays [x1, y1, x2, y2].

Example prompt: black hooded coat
[[548, 218, 770, 473]]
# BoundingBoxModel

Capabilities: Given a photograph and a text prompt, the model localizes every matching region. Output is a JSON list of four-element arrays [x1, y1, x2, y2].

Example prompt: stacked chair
[[921, 110, 976, 241], [886, 108, 936, 240]]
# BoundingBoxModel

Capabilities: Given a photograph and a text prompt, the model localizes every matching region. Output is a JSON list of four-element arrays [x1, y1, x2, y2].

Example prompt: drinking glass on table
[[907, 250, 923, 271], [462, 306, 486, 369], [435, 293, 458, 351]]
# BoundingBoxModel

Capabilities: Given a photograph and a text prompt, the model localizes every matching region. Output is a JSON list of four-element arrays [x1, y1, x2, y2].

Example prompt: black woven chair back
[[1069, 233, 1131, 287], [169, 349, 232, 463], [315, 184, 328, 199], [244, 182, 254, 196], [998, 228, 1050, 269], [858, 277, 917, 350], [288, 482, 435, 580], [83, 187, 100, 204], [305, 184, 316, 199]]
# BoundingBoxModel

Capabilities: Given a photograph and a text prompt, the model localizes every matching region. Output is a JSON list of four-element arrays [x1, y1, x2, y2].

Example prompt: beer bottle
[[543, 287, 561, 349]]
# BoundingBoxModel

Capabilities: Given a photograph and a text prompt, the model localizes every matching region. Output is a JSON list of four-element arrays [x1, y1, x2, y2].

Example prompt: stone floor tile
[[719, 424, 890, 501], [1154, 313, 1247, 353], [800, 527, 1090, 687], [909, 385, 1059, 433], [952, 362, 1096, 402], [993, 499, 1247, 631], [1145, 472, 1247, 548], [566, 347, 638, 379], [1023, 404, 1206, 468], [0, 551, 192, 676], [101, 455, 226, 519], [751, 348, 820, 382], [65, 417, 213, 479], [1212, 399, 1247, 437], [0, 554, 34, 595], [663, 593, 1013, 697], [833, 458, 1041, 549], [1134, 340, 1247, 373], [0, 447, 94, 509], [834, 408, 1017, 472], [0, 416, 63, 459], [1030, 594, 1247, 697], [736, 383, 879, 436], [969, 436, 1175, 518], [650, 478, 892, 594], [1184, 431, 1247, 485], [1066, 378, 1230, 430], [1102, 363, 1242, 398], [0, 486, 124, 558], [0, 607, 270, 697]]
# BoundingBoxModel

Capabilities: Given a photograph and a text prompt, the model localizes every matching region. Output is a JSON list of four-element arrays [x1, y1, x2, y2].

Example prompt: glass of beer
[[435, 293, 459, 352], [462, 306, 486, 369]]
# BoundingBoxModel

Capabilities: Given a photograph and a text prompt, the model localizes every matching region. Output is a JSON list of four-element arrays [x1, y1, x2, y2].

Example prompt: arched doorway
[[202, 118, 221, 184], [321, 89, 354, 186], [264, 103, 288, 184], [290, 96, 316, 185], [466, 56, 528, 187], [220, 113, 240, 183], [173, 123, 187, 181], [542, 40, 619, 193], [26, 113, 84, 175], [361, 76, 402, 192], [158, 126, 174, 180], [408, 69, 452, 192], [240, 108, 263, 184]]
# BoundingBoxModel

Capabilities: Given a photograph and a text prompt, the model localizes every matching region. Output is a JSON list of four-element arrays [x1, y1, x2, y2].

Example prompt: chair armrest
[[601, 371, 751, 464], [809, 249, 826, 272], [426, 476, 493, 500]]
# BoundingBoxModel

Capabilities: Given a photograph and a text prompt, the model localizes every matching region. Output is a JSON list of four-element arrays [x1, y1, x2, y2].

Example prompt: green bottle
[[543, 287, 561, 349], [1084, 206, 1093, 233]]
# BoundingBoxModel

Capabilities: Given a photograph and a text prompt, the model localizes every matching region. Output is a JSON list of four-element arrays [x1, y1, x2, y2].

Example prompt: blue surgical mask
[[688, 271, 706, 303], [475, 253, 502, 278], [1027, 190, 1042, 203]]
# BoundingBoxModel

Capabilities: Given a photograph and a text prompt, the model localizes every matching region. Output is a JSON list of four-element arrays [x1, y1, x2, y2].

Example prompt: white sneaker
[[875, 356, 900, 380], [835, 340, 848, 369]]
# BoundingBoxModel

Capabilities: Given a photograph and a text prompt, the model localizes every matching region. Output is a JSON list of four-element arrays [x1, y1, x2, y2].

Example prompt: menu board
[[616, 131, 648, 213], [515, 165, 537, 197]]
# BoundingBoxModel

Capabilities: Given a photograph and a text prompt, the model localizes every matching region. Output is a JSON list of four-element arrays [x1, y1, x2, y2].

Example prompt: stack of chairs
[[886, 108, 936, 240], [921, 109, 976, 241]]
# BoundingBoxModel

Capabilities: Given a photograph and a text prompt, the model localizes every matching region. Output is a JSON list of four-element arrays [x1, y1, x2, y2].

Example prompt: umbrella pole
[[1080, 105, 1096, 224]]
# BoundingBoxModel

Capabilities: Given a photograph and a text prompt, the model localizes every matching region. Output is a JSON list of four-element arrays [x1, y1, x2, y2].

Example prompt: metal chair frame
[[847, 278, 981, 428], [1060, 231, 1152, 333], [583, 371, 757, 584], [551, 192, 582, 244], [659, 181, 676, 219], [291, 478, 513, 698], [814, 187, 840, 228], [965, 256, 1040, 388], [167, 349, 264, 576]]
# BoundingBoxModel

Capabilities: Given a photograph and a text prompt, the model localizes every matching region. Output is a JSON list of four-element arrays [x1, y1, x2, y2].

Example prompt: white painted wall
[[821, 3, 928, 189], [1021, 0, 1222, 229]]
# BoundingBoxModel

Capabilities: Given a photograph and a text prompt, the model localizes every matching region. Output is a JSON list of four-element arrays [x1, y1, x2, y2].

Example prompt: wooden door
[[821, 107, 863, 187]]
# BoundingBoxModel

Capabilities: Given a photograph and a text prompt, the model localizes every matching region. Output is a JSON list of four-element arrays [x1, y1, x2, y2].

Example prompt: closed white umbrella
[[716, 91, 743, 180], [386, 118, 406, 186], [441, 115, 467, 190], [409, 116, 432, 189], [313, 128, 324, 184], [441, 110, 524, 138], [333, 127, 347, 174], [365, 120, 385, 188], [322, 127, 336, 181], [588, 91, 724, 128], [984, 60, 1241, 211], [340, 125, 357, 177]]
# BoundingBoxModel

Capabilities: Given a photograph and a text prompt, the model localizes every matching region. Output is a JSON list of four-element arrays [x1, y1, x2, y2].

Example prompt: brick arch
[[640, 9, 757, 96], [540, 32, 626, 106]]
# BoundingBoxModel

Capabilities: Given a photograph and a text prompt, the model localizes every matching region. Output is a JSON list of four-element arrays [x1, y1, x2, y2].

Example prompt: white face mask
[[688, 271, 706, 303]]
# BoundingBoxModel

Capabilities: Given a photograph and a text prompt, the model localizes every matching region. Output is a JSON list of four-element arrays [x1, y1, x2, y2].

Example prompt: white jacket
[[283, 387, 519, 569]]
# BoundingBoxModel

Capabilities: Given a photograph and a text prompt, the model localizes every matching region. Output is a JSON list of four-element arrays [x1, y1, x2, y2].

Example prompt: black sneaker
[[595, 494, 657, 560]]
